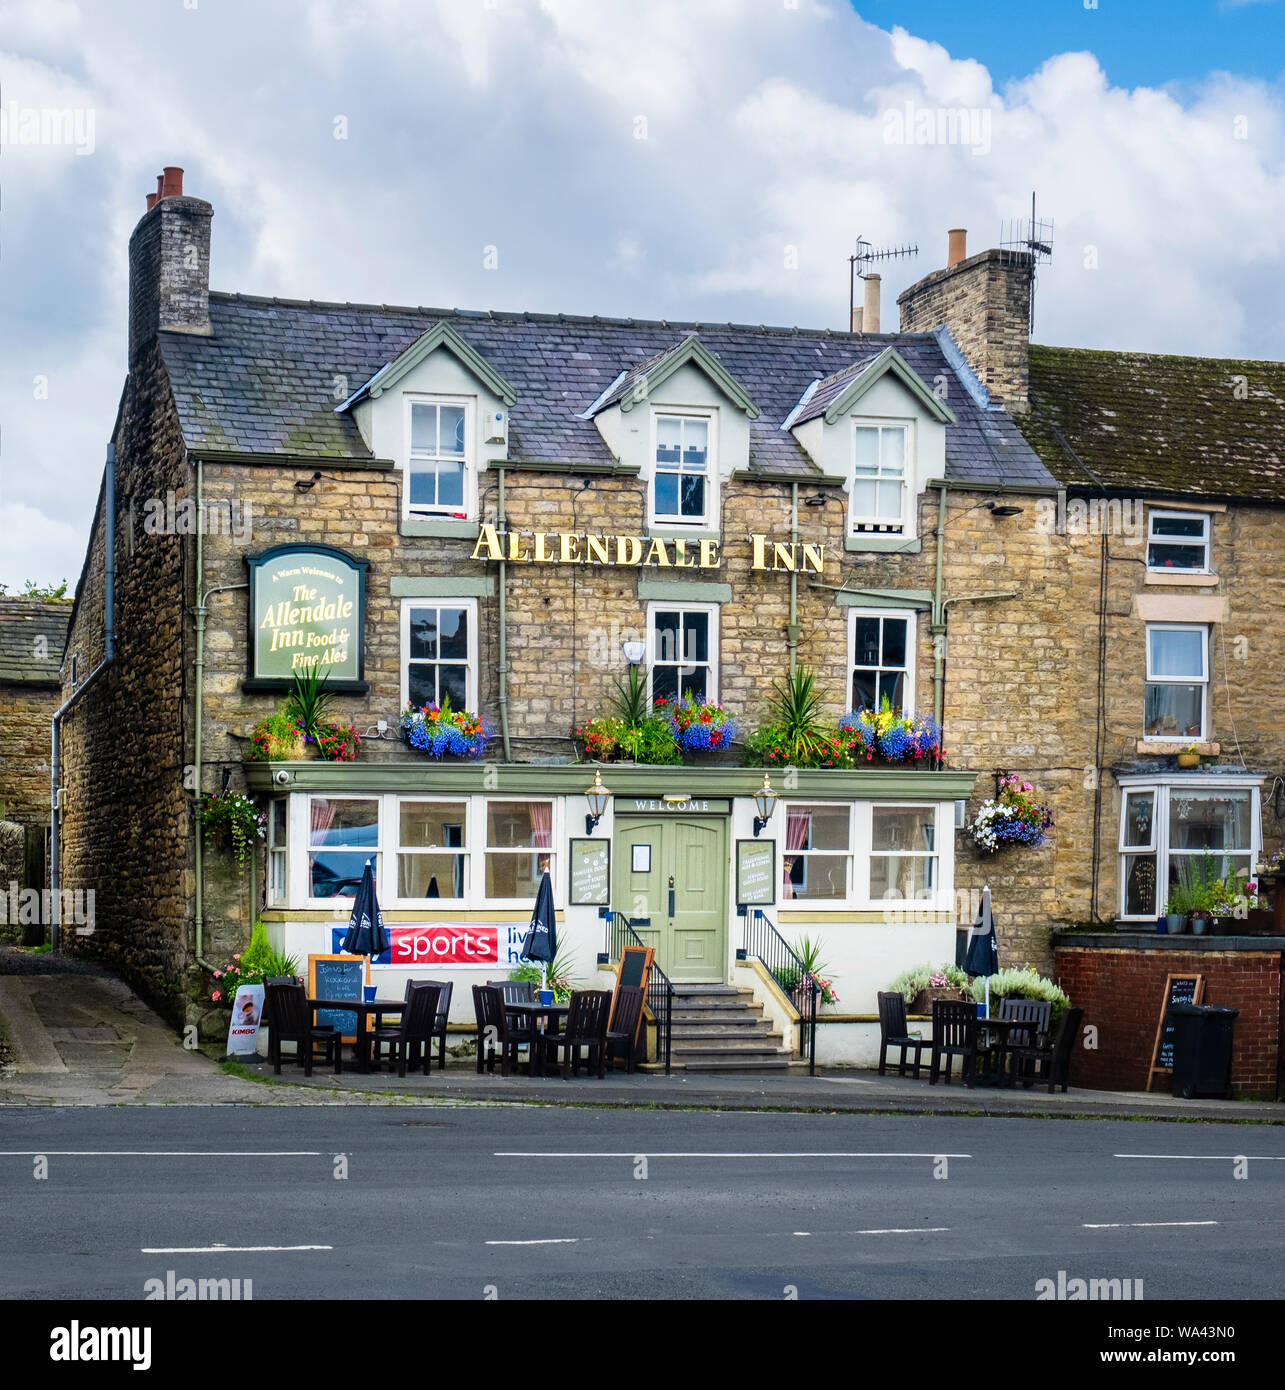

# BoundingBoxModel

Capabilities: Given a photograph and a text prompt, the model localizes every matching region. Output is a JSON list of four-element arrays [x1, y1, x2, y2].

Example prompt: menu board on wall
[[736, 839, 776, 906], [570, 839, 611, 905], [1146, 973, 1206, 1090], [245, 544, 369, 690]]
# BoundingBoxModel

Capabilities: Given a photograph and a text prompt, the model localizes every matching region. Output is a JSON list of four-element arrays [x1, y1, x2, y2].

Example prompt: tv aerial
[[848, 235, 917, 330], [1000, 191, 1054, 331]]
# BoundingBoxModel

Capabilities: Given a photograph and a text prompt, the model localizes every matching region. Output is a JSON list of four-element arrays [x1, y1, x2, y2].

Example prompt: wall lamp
[[622, 640, 646, 665], [294, 470, 323, 492], [752, 774, 777, 837], [585, 769, 611, 835], [987, 501, 1024, 518]]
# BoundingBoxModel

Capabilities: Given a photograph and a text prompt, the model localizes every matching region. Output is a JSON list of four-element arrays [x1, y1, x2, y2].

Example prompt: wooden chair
[[997, 998, 1053, 1081], [1007, 1008, 1084, 1093], [605, 985, 646, 1073], [542, 990, 612, 1079], [929, 998, 988, 1087], [877, 991, 930, 1078], [370, 982, 441, 1078], [472, 984, 531, 1076], [265, 979, 341, 1077], [425, 979, 452, 1071]]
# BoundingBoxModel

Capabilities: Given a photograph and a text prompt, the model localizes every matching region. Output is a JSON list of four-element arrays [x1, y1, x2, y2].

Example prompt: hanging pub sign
[[244, 544, 369, 692]]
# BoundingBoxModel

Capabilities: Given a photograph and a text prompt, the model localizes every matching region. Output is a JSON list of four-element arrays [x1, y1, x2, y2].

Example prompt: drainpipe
[[497, 465, 512, 761], [786, 482, 800, 676], [932, 485, 948, 726], [50, 444, 117, 951], [192, 456, 248, 971]]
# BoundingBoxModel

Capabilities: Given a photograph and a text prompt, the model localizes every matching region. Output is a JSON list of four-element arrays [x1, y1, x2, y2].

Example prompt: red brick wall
[[1054, 945, 1283, 1100]]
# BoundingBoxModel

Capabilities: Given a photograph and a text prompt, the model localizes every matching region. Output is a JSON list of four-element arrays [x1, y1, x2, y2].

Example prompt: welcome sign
[[245, 544, 369, 689]]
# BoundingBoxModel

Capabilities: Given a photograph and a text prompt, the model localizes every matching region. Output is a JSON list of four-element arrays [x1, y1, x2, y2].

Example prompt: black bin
[[1169, 1002, 1238, 1099]]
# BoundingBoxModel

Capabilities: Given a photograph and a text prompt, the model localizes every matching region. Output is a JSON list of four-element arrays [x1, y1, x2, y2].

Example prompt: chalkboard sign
[[1146, 973, 1205, 1090], [569, 839, 610, 905], [616, 944, 653, 995], [736, 839, 776, 906], [308, 953, 370, 1044]]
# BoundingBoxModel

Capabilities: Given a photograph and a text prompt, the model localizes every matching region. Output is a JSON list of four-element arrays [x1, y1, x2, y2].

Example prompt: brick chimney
[[897, 228, 1031, 413], [128, 166, 213, 363]]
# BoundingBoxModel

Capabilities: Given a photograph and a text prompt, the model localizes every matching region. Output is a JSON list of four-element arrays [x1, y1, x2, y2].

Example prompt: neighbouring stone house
[[0, 596, 68, 935]]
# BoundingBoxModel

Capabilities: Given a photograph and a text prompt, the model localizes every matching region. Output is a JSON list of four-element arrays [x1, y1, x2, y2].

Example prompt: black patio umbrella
[[520, 870, 557, 988], [342, 859, 390, 960], [963, 884, 1000, 1012]]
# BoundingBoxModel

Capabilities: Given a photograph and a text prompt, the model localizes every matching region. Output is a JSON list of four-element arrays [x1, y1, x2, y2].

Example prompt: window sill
[[648, 524, 720, 541], [1144, 570, 1219, 587], [845, 534, 921, 555], [1135, 740, 1220, 756], [401, 517, 479, 538]]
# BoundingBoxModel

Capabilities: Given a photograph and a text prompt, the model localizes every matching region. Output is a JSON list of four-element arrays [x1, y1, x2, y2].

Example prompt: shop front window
[[308, 797, 379, 899], [485, 801, 554, 900], [782, 804, 851, 900], [397, 800, 467, 899], [870, 805, 937, 901]]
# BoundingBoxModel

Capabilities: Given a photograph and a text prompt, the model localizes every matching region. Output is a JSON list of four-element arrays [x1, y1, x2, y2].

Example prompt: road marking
[[141, 1251, 333, 1262], [1084, 1221, 1218, 1229], [0, 1150, 322, 1157], [485, 1238, 580, 1246], [1115, 1154, 1285, 1161], [494, 1151, 970, 1159], [850, 1227, 951, 1235]]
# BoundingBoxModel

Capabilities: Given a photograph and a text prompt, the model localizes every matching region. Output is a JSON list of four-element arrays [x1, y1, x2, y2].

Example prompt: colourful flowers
[[401, 696, 487, 759], [837, 700, 943, 766], [312, 721, 361, 761], [667, 695, 738, 753], [970, 775, 1053, 853], [195, 791, 266, 866]]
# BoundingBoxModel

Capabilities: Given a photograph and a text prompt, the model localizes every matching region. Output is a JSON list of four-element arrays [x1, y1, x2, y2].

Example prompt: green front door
[[612, 817, 728, 981]]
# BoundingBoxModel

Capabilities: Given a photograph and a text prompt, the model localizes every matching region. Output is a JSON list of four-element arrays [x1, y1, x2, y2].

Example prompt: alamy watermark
[[140, 491, 253, 542], [0, 102, 95, 156], [882, 101, 991, 156], [0, 883, 94, 935], [1035, 490, 1145, 541], [1036, 1270, 1143, 1300]]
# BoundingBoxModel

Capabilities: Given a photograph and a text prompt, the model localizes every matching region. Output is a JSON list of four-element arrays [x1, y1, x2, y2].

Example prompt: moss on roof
[[1020, 344, 1285, 500]]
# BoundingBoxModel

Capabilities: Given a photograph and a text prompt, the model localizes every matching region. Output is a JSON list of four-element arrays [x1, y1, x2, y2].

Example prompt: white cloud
[[1, 0, 1283, 589]]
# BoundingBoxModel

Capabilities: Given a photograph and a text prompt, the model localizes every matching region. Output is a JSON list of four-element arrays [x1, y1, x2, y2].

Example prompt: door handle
[[668, 875, 675, 918]]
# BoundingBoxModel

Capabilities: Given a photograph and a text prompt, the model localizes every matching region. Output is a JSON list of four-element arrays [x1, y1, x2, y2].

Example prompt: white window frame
[[290, 792, 562, 910], [301, 793, 383, 909], [849, 418, 912, 536], [847, 608, 916, 714], [1147, 509, 1211, 574], [1143, 623, 1208, 742], [646, 601, 719, 705], [400, 597, 478, 712], [1117, 776, 1262, 922], [404, 393, 476, 519], [779, 800, 953, 911], [267, 798, 288, 907], [648, 408, 717, 529]]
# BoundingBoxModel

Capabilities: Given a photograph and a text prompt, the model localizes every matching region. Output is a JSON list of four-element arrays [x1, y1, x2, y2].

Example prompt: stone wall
[[1055, 940, 1282, 1099], [0, 682, 60, 825], [57, 341, 196, 1025]]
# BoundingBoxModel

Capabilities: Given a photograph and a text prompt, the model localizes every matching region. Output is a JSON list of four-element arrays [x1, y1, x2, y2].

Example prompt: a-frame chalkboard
[[611, 945, 654, 1059], [1146, 973, 1205, 1091]]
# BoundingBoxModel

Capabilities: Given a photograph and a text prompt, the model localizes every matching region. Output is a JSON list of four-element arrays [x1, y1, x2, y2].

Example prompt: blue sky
[[861, 0, 1285, 87], [2, 0, 1284, 587]]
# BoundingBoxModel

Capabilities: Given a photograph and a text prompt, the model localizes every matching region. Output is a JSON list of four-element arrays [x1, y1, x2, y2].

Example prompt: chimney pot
[[861, 273, 881, 335], [146, 193, 158, 211], [947, 228, 967, 268], [161, 166, 184, 199]]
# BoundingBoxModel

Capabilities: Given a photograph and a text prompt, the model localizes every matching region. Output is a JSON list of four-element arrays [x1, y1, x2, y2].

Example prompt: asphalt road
[[1, 1106, 1282, 1301]]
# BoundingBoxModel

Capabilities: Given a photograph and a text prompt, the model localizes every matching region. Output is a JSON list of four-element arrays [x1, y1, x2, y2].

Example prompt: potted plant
[[284, 668, 335, 756], [245, 711, 305, 762], [195, 791, 265, 866], [663, 693, 738, 757], [773, 934, 839, 1006], [888, 962, 970, 1015], [401, 694, 488, 759], [1165, 868, 1195, 934], [1177, 742, 1201, 769], [574, 665, 682, 766]]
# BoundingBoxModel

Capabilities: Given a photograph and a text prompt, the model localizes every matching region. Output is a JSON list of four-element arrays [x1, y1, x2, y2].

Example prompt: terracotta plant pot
[[1177, 752, 1200, 768]]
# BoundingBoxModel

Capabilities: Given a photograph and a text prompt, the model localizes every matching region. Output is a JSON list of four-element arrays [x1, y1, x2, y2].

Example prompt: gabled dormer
[[337, 321, 518, 534], [584, 334, 758, 534], [784, 346, 954, 552]]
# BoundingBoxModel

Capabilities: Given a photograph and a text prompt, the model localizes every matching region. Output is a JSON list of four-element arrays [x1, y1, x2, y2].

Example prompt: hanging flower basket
[[970, 776, 1053, 853], [400, 698, 488, 759]]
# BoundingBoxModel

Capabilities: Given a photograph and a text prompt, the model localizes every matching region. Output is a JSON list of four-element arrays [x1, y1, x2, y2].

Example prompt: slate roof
[[1022, 344, 1285, 501], [0, 598, 69, 685], [158, 294, 1055, 488], [792, 357, 876, 425]]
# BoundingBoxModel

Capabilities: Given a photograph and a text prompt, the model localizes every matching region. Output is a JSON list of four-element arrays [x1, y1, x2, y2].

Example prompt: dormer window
[[850, 422, 908, 535], [408, 397, 472, 517], [651, 412, 713, 527]]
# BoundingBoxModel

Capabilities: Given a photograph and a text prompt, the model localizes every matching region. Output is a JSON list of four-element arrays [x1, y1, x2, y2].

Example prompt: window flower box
[[401, 698, 487, 759]]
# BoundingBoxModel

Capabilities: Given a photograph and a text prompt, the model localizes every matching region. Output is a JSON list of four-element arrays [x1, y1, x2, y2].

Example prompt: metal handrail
[[604, 911, 673, 1075], [742, 908, 818, 1075]]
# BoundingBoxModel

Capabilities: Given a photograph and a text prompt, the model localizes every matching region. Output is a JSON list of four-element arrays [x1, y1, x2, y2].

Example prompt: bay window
[[1118, 777, 1260, 921], [397, 800, 467, 899], [485, 801, 554, 900], [307, 797, 379, 900], [267, 798, 288, 906]]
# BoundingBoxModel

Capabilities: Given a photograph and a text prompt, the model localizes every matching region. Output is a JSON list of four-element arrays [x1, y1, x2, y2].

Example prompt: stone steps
[[662, 981, 793, 1073]]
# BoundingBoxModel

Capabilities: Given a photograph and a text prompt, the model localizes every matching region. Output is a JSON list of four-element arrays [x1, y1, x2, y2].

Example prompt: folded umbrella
[[520, 870, 557, 990], [342, 859, 390, 959], [963, 884, 999, 1014]]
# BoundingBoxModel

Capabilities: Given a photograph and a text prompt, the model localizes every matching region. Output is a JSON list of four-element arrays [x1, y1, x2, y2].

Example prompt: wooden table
[[972, 1014, 1040, 1087], [504, 1002, 571, 1076], [309, 997, 406, 1073]]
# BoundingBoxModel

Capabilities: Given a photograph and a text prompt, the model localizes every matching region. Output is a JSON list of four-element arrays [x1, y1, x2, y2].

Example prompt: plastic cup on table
[[363, 986, 377, 1003], [539, 989, 554, 1006], [976, 1001, 986, 1019]]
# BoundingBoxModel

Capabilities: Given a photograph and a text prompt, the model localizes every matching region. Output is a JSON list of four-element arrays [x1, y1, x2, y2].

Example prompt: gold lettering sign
[[467, 526, 823, 573]]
